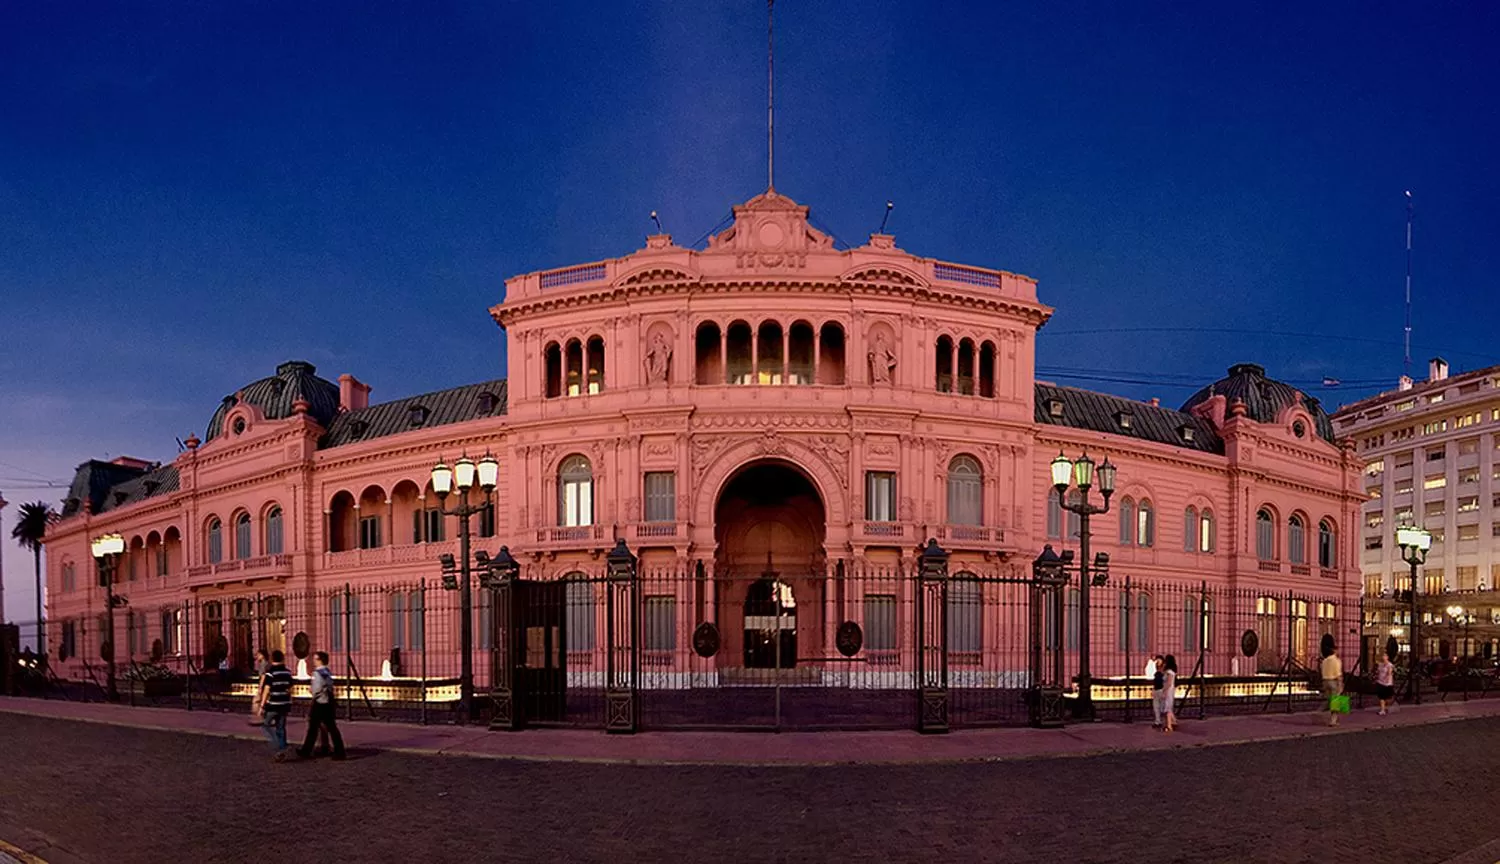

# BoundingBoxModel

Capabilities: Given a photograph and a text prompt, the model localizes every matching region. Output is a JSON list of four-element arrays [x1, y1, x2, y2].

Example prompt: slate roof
[[1035, 383, 1224, 455], [1180, 363, 1336, 443], [60, 460, 154, 518], [96, 464, 180, 514], [320, 379, 508, 449], [205, 360, 340, 440]]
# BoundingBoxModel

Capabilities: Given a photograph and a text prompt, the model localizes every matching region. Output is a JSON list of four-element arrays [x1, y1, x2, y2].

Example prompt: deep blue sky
[[2, 2, 1497, 616]]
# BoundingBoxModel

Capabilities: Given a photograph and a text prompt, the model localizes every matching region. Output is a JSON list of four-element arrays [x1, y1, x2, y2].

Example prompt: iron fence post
[[1286, 589, 1294, 714], [344, 583, 354, 722], [1123, 575, 1132, 723], [605, 540, 638, 733], [184, 601, 193, 711], [420, 579, 428, 726], [1198, 581, 1207, 720], [916, 539, 949, 733]]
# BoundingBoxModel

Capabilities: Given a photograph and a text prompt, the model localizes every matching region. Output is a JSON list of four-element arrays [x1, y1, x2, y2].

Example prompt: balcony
[[931, 524, 1004, 549], [530, 524, 610, 555], [627, 521, 687, 543], [1257, 560, 1282, 574], [855, 521, 906, 544], [185, 553, 293, 587], [321, 540, 459, 571], [1318, 567, 1337, 580], [1290, 564, 1311, 577]]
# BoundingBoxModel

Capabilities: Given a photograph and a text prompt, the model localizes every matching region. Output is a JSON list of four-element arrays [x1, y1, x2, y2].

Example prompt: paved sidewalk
[[4, 695, 1498, 765]]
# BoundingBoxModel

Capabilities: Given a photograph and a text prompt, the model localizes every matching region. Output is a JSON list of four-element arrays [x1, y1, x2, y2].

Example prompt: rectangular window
[[946, 581, 982, 652], [644, 472, 676, 523], [1423, 476, 1446, 490], [156, 547, 169, 577], [424, 509, 445, 542], [1394, 506, 1414, 522], [1365, 575, 1384, 597], [565, 581, 595, 652], [477, 590, 493, 651], [1430, 526, 1445, 543], [1046, 492, 1062, 539], [409, 590, 424, 651], [1424, 571, 1445, 595], [1427, 393, 1445, 405], [644, 596, 676, 651], [359, 516, 381, 549], [1366, 485, 1382, 499], [1365, 459, 1385, 476], [160, 609, 181, 654], [1460, 469, 1480, 485], [1395, 480, 1414, 495], [864, 594, 897, 651], [1458, 565, 1479, 589], [478, 503, 496, 538], [1458, 524, 1480, 542], [1424, 502, 1446, 519], [561, 479, 593, 528], [1426, 447, 1445, 461], [1457, 496, 1480, 513], [1458, 438, 1480, 455], [390, 593, 406, 650], [329, 595, 344, 652], [61, 620, 77, 659], [348, 595, 361, 651], [1397, 399, 1415, 412], [865, 471, 897, 522], [1364, 536, 1383, 550]]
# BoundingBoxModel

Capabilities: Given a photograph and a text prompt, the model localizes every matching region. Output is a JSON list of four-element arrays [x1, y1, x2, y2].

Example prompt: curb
[[3, 701, 1494, 768]]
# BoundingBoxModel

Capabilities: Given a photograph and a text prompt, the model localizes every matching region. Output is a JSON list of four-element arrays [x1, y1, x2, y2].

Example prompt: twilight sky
[[2, 2, 1497, 618]]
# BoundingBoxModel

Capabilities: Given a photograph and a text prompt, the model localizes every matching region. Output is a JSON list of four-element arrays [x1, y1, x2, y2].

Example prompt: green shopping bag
[[1330, 693, 1351, 714]]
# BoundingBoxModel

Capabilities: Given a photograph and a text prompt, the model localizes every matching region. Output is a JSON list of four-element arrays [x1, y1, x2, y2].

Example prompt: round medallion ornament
[[1240, 629, 1259, 658], [1292, 420, 1306, 439], [757, 221, 786, 248], [151, 638, 164, 663], [836, 621, 864, 657], [100, 640, 113, 663], [293, 631, 311, 660], [692, 622, 721, 658]]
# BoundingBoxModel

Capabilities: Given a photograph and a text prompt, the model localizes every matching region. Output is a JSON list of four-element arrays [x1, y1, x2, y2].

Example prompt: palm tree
[[11, 501, 56, 654]]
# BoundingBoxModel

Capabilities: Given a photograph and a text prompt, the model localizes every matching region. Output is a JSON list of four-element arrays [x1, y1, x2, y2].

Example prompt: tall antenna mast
[[767, 0, 775, 192], [1404, 190, 1414, 375]]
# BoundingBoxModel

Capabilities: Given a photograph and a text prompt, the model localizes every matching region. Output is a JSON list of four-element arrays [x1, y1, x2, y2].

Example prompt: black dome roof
[[206, 360, 340, 439], [1180, 363, 1335, 443]]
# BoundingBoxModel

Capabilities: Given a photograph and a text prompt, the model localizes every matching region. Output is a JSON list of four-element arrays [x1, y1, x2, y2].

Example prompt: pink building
[[42, 190, 1364, 729]]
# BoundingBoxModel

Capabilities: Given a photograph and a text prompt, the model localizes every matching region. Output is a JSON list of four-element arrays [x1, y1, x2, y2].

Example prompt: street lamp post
[[89, 533, 127, 702], [1445, 604, 1470, 661], [1395, 524, 1432, 705], [1050, 451, 1116, 721], [431, 452, 499, 721]]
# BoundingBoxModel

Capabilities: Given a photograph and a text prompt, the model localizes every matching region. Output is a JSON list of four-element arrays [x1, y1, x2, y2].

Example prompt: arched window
[[585, 336, 605, 394], [787, 321, 815, 385], [1118, 498, 1135, 546], [956, 339, 976, 395], [544, 342, 562, 398], [234, 512, 252, 560], [946, 575, 982, 653], [1184, 506, 1198, 552], [935, 335, 954, 392], [565, 577, 595, 652], [1288, 515, 1306, 565], [1184, 594, 1213, 653], [757, 320, 783, 384], [207, 518, 223, 564], [1135, 592, 1151, 652], [817, 322, 846, 385], [266, 507, 284, 556], [564, 339, 584, 396], [1199, 509, 1216, 553], [978, 341, 996, 398], [1256, 509, 1275, 560], [694, 322, 723, 385], [726, 321, 753, 385], [558, 456, 594, 527], [1136, 500, 1155, 547], [1318, 519, 1336, 568], [946, 456, 983, 526]]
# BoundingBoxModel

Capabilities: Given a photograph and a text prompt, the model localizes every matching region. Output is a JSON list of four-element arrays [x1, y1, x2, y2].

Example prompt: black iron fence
[[11, 565, 1499, 731]]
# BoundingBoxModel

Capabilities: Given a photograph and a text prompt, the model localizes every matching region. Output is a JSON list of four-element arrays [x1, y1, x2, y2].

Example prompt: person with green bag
[[1320, 642, 1345, 726]]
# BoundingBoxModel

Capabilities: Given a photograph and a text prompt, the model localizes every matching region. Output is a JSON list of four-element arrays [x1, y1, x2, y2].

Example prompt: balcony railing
[[1257, 560, 1282, 573], [185, 553, 293, 586], [860, 521, 905, 539], [322, 540, 459, 571], [932, 525, 1002, 546], [628, 521, 685, 542], [1290, 564, 1312, 576]]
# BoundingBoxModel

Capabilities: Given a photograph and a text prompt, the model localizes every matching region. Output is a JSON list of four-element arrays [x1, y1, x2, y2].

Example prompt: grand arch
[[692, 432, 849, 531]]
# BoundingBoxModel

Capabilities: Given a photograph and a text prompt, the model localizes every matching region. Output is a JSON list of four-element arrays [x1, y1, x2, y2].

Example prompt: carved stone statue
[[645, 331, 672, 384], [868, 331, 896, 385]]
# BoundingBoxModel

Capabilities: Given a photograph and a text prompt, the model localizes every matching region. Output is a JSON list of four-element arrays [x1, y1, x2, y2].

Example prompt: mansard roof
[[320, 379, 508, 449], [1035, 383, 1224, 455], [1181, 363, 1335, 444], [205, 360, 341, 440]]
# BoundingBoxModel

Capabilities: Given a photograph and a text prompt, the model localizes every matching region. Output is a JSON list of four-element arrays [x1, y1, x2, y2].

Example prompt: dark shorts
[[1376, 684, 1395, 700]]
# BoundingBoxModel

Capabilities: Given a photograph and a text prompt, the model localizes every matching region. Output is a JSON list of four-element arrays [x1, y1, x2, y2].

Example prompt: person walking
[[254, 648, 270, 680], [1374, 652, 1396, 716], [1149, 655, 1165, 729], [297, 651, 346, 760], [1321, 642, 1345, 727], [252, 649, 294, 760], [1161, 654, 1178, 733]]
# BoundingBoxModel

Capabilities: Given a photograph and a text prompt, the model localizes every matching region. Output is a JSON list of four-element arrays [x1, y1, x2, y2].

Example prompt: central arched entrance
[[714, 461, 826, 675]]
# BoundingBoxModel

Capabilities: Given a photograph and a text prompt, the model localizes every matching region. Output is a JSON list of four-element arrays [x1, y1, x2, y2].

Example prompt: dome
[[205, 360, 340, 439], [1180, 363, 1335, 443]]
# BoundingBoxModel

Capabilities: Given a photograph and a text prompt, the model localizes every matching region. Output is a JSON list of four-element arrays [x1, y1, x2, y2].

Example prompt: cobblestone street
[[3, 711, 1499, 864]]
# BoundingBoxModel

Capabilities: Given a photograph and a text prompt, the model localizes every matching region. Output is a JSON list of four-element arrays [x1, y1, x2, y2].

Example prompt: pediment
[[705, 189, 834, 266]]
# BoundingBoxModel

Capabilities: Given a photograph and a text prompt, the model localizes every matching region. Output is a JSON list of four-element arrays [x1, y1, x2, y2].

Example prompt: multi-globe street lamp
[[89, 532, 128, 702], [430, 452, 498, 721], [1395, 524, 1432, 704], [1049, 450, 1116, 720], [1446, 604, 1472, 661]]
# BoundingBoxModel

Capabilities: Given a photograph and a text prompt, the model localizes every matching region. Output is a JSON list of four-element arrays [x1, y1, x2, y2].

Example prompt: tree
[[11, 501, 56, 653]]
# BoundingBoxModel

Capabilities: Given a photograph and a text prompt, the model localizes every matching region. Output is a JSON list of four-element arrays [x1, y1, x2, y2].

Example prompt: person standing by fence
[[1149, 655, 1165, 729], [1160, 655, 1178, 733], [1374, 653, 1396, 716], [1320, 643, 1344, 727], [297, 651, 346, 761], [253, 650, 294, 761]]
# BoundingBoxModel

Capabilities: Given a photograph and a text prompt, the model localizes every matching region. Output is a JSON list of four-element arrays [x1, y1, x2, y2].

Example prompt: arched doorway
[[713, 461, 826, 673]]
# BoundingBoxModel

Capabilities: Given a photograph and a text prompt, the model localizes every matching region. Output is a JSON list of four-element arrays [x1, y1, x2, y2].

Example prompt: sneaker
[[274, 751, 286, 762]]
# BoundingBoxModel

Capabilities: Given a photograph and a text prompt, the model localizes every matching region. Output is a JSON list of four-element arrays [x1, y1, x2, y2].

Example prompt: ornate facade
[[42, 190, 1365, 711]]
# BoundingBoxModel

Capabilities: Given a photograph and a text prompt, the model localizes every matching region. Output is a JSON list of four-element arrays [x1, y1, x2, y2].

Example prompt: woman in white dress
[[1161, 654, 1179, 733]]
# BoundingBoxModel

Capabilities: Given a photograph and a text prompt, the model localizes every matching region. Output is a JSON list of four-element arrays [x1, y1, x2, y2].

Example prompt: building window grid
[[865, 472, 897, 523], [644, 472, 676, 523]]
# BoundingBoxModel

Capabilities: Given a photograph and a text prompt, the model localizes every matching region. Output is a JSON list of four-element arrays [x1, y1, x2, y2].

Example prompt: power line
[[1040, 326, 1498, 365]]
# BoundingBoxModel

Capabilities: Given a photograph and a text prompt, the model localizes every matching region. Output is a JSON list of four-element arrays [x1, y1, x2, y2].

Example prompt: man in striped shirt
[[253, 649, 295, 761]]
